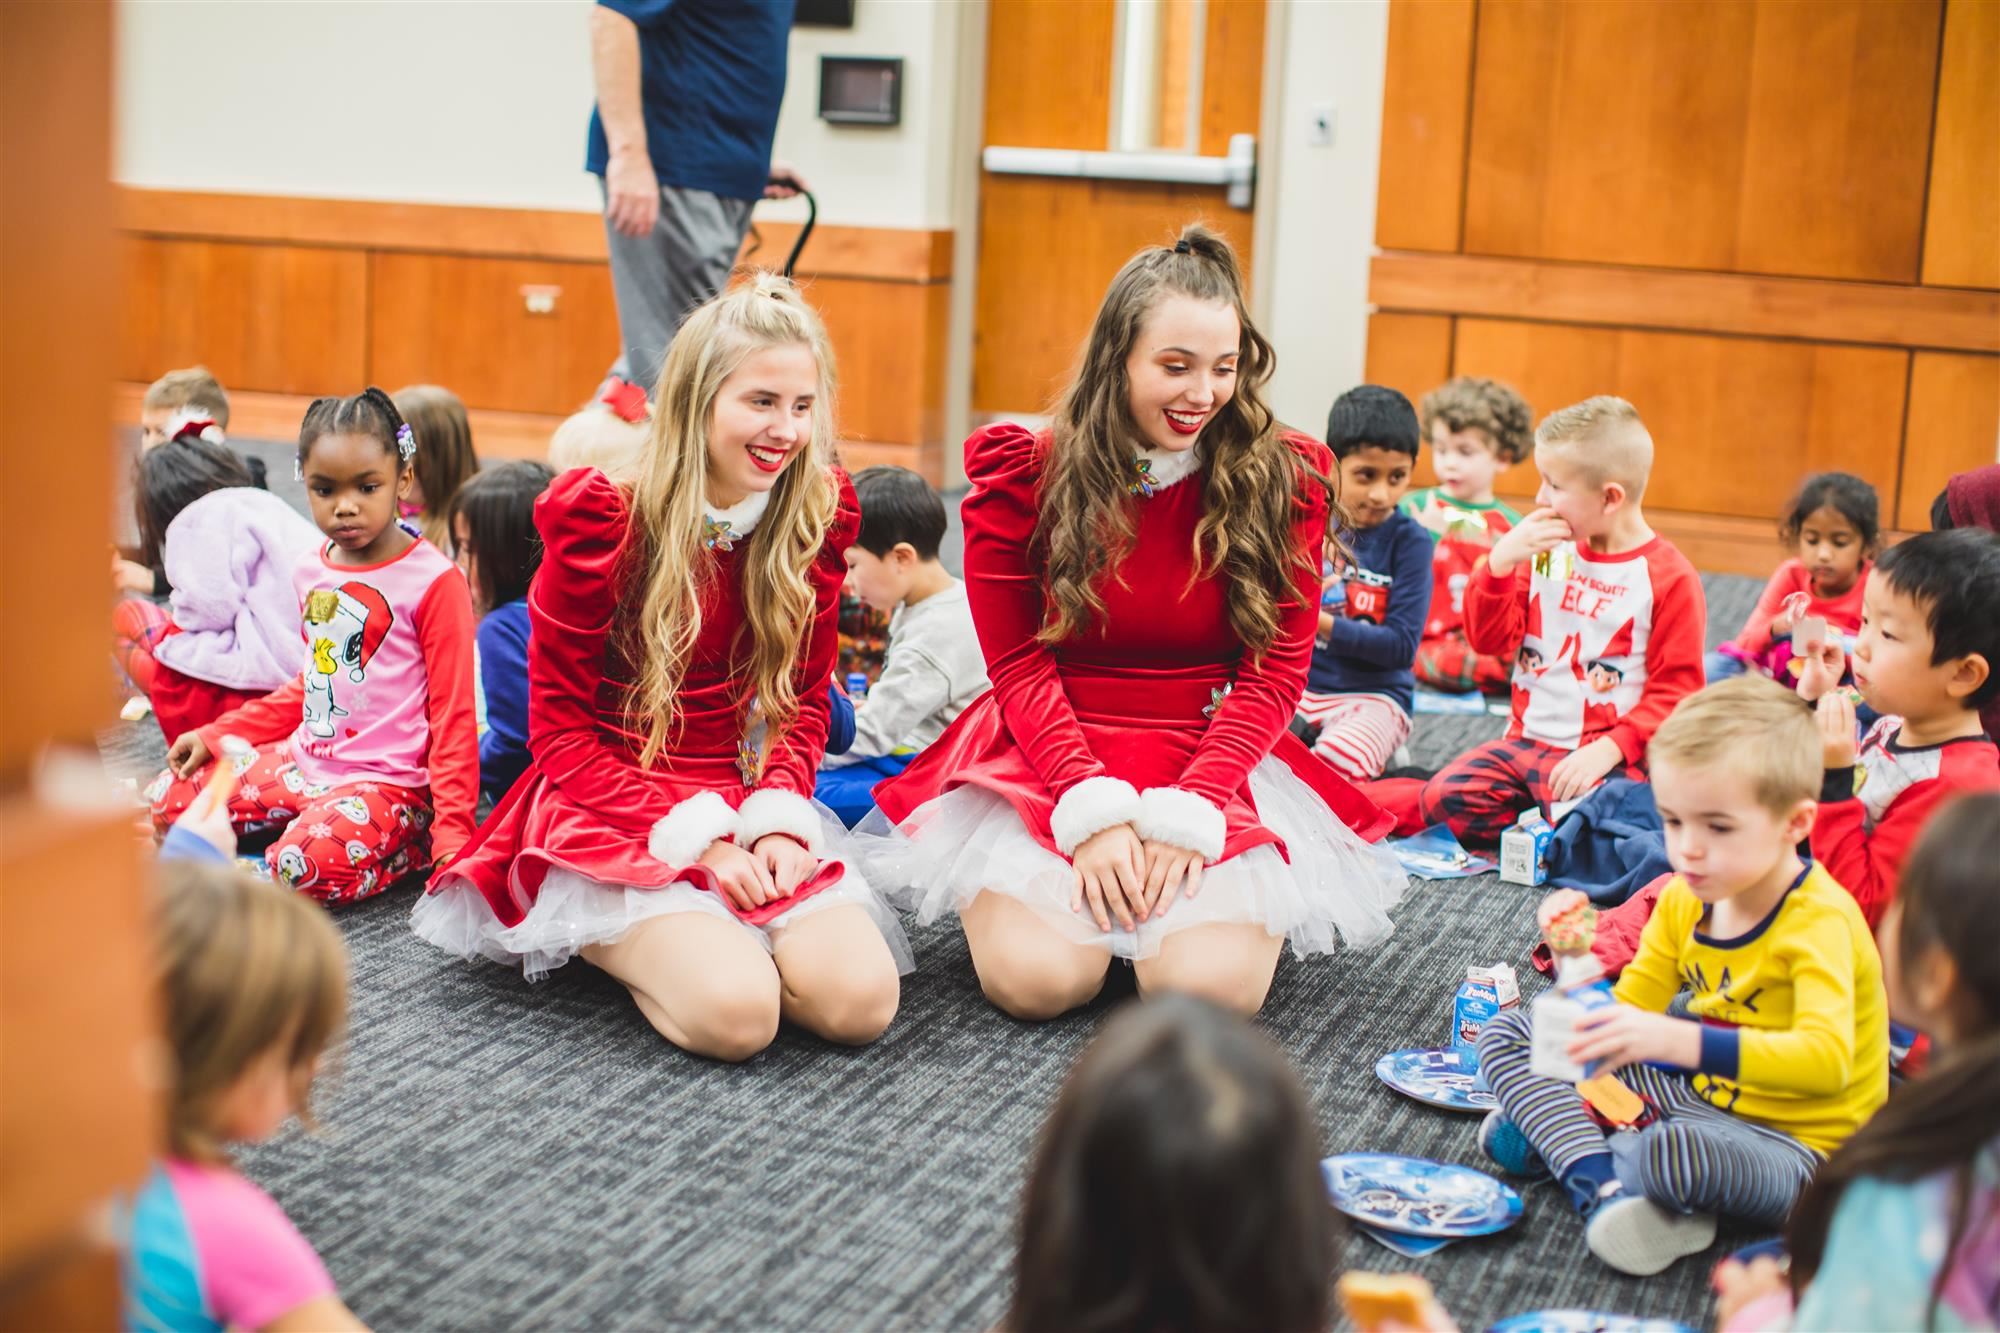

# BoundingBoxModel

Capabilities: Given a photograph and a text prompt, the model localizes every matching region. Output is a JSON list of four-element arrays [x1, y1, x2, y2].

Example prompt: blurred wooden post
[[0, 3, 161, 1326]]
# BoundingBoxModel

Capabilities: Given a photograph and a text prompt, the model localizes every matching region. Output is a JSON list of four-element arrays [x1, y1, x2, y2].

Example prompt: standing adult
[[588, 0, 810, 394]]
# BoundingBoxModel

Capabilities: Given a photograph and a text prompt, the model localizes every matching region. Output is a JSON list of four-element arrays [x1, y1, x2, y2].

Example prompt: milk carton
[[1499, 810, 1554, 885], [1529, 954, 1617, 1083], [1450, 963, 1520, 1069]]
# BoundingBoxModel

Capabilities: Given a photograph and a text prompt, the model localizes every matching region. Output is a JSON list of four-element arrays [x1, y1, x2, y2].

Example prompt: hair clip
[[1173, 238, 1193, 255], [395, 422, 416, 462]]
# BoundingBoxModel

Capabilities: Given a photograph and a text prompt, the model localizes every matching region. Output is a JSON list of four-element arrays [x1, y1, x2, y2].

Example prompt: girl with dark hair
[[1007, 995, 1342, 1333], [112, 428, 320, 741], [1716, 791, 2000, 1332], [866, 225, 1404, 1021], [1707, 472, 1879, 685], [446, 460, 556, 802], [145, 387, 480, 905]]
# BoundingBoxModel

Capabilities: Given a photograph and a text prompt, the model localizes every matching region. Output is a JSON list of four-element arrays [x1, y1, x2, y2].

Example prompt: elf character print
[[302, 583, 394, 740], [1512, 553, 1656, 752]]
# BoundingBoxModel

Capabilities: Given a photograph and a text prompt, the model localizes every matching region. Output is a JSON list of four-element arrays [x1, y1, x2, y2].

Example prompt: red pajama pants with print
[[148, 742, 433, 904], [1370, 737, 1644, 848]]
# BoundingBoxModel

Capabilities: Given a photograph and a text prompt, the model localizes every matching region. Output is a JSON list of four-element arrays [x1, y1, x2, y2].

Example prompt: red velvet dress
[[412, 466, 910, 979], [866, 424, 1406, 959]]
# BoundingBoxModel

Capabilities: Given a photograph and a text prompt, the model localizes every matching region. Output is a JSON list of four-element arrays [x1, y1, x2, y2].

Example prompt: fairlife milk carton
[[1499, 810, 1554, 885]]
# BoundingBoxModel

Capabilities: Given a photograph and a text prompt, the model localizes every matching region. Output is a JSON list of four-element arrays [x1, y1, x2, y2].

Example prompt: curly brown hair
[[1035, 224, 1341, 658], [1418, 376, 1533, 463]]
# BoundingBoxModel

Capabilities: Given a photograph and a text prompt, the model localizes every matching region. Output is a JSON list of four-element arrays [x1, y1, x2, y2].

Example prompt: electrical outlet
[[520, 284, 560, 315], [1308, 103, 1335, 147]]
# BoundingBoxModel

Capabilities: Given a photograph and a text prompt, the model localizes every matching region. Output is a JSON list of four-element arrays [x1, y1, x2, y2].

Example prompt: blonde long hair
[[1036, 224, 1342, 655], [157, 861, 349, 1164], [624, 273, 840, 768]]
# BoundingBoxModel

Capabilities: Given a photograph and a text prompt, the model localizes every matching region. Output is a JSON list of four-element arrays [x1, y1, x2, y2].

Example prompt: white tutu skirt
[[855, 755, 1408, 961], [411, 814, 914, 983]]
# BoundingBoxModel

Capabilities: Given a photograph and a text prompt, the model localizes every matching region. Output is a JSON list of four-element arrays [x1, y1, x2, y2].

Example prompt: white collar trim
[[703, 488, 772, 537], [1136, 444, 1203, 493]]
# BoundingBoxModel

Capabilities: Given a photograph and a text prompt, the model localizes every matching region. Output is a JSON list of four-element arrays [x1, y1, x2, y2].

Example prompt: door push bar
[[981, 132, 1256, 209]]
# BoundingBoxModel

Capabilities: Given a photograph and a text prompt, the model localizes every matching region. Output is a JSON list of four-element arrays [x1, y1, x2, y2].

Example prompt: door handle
[[982, 132, 1256, 209]]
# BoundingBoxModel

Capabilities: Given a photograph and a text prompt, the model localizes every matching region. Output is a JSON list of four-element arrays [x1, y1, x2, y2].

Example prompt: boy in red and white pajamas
[[1372, 397, 1705, 845]]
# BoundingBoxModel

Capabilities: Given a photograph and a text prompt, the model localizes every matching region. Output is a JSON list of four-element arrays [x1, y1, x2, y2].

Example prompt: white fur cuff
[[1136, 786, 1226, 861], [736, 787, 825, 856], [649, 791, 740, 867], [1049, 776, 1142, 857]]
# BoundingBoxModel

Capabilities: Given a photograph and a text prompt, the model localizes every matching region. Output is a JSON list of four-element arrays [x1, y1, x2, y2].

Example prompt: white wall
[[1255, 0, 1389, 434], [115, 0, 962, 230]]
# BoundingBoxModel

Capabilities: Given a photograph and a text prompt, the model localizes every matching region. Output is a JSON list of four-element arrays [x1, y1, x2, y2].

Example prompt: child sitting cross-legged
[[1402, 376, 1534, 695], [1715, 791, 2000, 1333], [1477, 676, 1889, 1276], [1293, 386, 1432, 782], [1795, 527, 2000, 928], [817, 466, 989, 826], [1373, 396, 1705, 844]]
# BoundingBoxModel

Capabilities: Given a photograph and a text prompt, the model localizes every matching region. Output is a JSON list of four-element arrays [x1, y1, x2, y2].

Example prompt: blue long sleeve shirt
[[477, 598, 533, 801], [1304, 509, 1433, 713]]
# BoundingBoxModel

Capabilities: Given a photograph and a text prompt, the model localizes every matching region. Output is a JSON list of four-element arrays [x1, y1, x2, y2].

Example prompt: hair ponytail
[[1786, 793, 2000, 1324]]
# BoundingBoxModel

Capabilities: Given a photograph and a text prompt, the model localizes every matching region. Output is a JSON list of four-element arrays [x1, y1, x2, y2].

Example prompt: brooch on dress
[[1203, 684, 1232, 719], [737, 737, 762, 786], [702, 516, 738, 552], [1127, 457, 1157, 499]]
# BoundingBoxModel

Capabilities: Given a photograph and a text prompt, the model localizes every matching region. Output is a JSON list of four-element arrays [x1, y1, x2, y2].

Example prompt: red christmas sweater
[[1817, 718, 2000, 928], [1398, 487, 1521, 642], [1463, 536, 1705, 763]]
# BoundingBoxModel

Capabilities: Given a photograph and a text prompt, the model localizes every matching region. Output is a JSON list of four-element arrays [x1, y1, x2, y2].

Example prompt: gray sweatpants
[[600, 180, 755, 394]]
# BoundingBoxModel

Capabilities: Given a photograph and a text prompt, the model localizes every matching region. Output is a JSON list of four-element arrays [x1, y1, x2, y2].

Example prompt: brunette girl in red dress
[[414, 276, 909, 1061], [864, 227, 1406, 1019]]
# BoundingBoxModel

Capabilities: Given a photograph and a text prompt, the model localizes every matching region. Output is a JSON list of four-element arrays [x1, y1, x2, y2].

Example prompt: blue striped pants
[[1477, 1008, 1821, 1226]]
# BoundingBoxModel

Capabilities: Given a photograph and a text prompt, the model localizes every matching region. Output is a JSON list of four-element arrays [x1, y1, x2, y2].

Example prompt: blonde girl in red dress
[[413, 275, 909, 1061], [865, 226, 1406, 1020]]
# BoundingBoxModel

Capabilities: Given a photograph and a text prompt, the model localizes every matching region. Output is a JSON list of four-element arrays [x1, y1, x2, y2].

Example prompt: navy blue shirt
[[477, 598, 533, 802], [585, 0, 795, 202], [1305, 508, 1433, 713]]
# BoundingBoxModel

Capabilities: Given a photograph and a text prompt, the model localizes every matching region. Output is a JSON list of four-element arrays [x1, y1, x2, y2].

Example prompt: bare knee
[[794, 969, 900, 1046], [976, 948, 1107, 1021], [1136, 955, 1275, 1016], [674, 972, 782, 1062]]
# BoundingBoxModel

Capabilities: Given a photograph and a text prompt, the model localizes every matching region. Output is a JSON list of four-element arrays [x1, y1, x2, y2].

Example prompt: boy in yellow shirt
[[1476, 676, 1889, 1276]]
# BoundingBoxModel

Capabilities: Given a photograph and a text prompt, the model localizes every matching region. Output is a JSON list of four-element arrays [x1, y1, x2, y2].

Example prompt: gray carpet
[[105, 441, 1766, 1331]]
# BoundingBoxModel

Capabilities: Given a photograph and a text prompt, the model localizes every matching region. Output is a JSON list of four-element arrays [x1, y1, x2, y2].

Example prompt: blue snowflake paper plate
[[1321, 1153, 1522, 1238], [1375, 1047, 1499, 1113], [1486, 1313, 1694, 1333]]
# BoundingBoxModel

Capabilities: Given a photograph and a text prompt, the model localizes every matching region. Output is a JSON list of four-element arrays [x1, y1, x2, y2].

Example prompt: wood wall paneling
[[1362, 312, 1456, 490], [1196, 0, 1269, 155], [984, 0, 1117, 149], [1452, 318, 1910, 520], [1369, 252, 2000, 355], [367, 253, 621, 418], [1922, 0, 2000, 289], [973, 176, 1252, 413], [121, 238, 368, 397], [1463, 0, 1942, 282], [1899, 352, 2000, 530], [1375, 0, 1476, 252], [804, 276, 952, 460]]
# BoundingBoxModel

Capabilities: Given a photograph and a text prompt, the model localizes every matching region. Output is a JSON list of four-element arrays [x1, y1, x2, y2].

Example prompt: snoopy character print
[[303, 583, 394, 741]]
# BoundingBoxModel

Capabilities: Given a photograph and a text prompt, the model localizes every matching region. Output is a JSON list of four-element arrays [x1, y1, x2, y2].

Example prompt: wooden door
[[971, 0, 1267, 418]]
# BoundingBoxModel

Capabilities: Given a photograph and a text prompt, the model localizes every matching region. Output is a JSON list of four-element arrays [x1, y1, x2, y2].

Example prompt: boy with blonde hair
[[1476, 676, 1888, 1275], [1381, 396, 1705, 843], [141, 366, 231, 450]]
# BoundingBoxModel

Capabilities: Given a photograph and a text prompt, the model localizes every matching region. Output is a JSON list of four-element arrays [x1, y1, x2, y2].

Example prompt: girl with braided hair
[[148, 387, 480, 905]]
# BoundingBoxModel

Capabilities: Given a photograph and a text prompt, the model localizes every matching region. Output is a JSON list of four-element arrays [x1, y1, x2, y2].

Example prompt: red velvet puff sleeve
[[735, 470, 860, 854], [523, 467, 679, 838], [957, 423, 1142, 853], [1137, 434, 1335, 856]]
